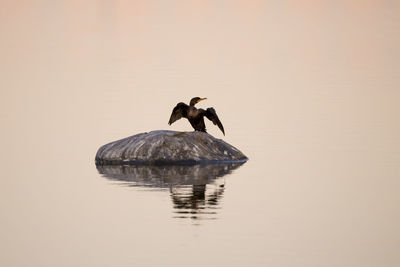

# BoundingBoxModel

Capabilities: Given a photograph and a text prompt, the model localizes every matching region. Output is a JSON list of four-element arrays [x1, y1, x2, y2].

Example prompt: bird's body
[[168, 97, 225, 135]]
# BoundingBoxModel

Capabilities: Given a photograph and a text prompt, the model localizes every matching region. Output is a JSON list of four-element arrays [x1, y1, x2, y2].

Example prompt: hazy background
[[1, 1, 399, 266]]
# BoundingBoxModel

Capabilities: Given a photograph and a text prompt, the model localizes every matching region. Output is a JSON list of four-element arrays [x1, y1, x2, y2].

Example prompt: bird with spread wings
[[168, 97, 225, 135]]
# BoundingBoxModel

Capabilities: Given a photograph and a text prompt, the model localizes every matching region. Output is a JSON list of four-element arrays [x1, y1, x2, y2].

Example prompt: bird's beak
[[198, 98, 207, 103]]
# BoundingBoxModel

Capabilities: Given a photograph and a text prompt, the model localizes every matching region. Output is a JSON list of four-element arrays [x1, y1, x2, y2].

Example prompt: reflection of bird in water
[[170, 183, 225, 220], [168, 97, 225, 135], [171, 185, 206, 211]]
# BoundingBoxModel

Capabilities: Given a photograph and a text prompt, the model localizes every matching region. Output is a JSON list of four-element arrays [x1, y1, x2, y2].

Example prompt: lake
[[1, 1, 399, 266]]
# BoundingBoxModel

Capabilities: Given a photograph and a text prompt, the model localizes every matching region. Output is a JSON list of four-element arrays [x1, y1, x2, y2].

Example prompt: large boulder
[[95, 130, 248, 165]]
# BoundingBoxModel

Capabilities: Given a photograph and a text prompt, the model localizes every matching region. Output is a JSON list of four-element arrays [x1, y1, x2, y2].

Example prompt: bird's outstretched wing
[[168, 102, 189, 125], [205, 107, 225, 135]]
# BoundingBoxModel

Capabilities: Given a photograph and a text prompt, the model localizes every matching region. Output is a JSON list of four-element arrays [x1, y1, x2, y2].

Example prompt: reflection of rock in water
[[96, 163, 244, 220]]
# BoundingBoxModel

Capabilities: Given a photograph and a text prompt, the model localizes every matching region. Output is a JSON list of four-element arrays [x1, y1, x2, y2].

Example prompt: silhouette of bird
[[168, 97, 225, 135]]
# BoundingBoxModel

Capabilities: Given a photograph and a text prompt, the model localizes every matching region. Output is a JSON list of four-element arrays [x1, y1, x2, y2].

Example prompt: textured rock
[[95, 130, 248, 165]]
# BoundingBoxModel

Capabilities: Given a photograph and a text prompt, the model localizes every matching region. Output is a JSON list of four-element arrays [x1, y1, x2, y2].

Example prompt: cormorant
[[168, 97, 225, 135]]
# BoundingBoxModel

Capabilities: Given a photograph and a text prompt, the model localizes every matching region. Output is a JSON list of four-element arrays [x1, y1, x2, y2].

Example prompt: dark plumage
[[168, 97, 225, 135]]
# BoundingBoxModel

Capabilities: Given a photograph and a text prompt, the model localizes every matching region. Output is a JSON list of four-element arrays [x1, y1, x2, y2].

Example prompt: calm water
[[1, 1, 400, 266], [97, 163, 244, 221]]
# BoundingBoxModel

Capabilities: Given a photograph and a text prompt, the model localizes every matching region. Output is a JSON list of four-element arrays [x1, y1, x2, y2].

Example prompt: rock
[[95, 130, 248, 165]]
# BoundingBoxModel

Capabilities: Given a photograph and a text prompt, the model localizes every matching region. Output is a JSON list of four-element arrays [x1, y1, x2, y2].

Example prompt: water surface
[[1, 1, 400, 266], [98, 163, 244, 221]]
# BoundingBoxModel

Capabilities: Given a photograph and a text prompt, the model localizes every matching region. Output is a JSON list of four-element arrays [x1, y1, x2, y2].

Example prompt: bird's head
[[189, 97, 207, 107]]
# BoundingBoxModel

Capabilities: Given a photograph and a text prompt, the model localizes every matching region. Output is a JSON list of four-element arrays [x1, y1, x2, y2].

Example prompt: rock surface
[[95, 130, 248, 165]]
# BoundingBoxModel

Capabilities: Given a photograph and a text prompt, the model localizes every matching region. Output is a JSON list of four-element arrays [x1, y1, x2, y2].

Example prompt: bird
[[168, 97, 225, 135]]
